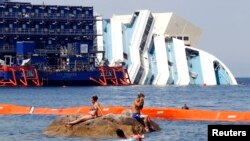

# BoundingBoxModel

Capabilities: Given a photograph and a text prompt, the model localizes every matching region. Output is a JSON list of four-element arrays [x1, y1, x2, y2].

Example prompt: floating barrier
[[0, 104, 32, 114], [0, 104, 250, 122]]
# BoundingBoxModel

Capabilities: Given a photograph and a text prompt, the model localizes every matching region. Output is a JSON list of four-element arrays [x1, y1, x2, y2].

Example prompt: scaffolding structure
[[89, 66, 131, 86], [0, 66, 41, 86]]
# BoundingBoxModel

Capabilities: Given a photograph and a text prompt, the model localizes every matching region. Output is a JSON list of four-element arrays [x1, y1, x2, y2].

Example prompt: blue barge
[[0, 1, 131, 86]]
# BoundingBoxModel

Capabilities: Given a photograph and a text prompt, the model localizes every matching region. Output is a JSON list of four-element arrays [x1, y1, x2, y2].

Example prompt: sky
[[15, 0, 250, 77]]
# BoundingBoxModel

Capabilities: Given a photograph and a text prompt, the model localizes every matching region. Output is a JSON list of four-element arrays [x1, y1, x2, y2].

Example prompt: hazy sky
[[15, 0, 250, 77]]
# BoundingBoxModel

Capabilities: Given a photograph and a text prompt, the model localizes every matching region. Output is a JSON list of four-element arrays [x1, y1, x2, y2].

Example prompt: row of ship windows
[[4, 24, 90, 29], [5, 8, 91, 15], [172, 36, 189, 41], [0, 38, 90, 44]]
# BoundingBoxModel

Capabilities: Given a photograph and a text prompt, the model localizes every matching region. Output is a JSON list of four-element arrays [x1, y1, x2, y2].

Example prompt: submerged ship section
[[103, 11, 237, 86]]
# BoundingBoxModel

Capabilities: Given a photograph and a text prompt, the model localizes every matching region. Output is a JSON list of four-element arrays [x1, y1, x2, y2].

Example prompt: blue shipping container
[[16, 41, 35, 54]]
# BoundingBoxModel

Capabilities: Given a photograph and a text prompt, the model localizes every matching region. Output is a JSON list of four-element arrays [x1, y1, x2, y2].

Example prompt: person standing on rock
[[131, 93, 151, 132], [66, 95, 104, 127]]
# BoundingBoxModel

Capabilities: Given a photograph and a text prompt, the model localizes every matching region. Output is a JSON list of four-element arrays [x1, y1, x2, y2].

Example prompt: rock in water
[[44, 113, 160, 138]]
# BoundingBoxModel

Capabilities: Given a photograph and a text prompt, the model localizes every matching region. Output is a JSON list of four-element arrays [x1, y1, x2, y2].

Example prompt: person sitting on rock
[[131, 93, 152, 132], [66, 95, 104, 127], [116, 129, 144, 141]]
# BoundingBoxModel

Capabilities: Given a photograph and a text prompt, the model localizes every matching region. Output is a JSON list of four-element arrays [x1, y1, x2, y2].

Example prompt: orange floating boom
[[0, 104, 250, 122]]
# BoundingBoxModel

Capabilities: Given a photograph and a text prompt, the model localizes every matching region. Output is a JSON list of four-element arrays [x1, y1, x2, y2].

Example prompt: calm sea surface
[[0, 78, 250, 141]]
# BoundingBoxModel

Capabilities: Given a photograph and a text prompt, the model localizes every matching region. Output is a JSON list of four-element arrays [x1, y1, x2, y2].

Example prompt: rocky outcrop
[[44, 113, 160, 138]]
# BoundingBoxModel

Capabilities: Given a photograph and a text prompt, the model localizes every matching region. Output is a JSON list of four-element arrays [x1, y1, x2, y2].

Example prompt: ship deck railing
[[0, 28, 96, 36], [0, 12, 96, 21], [39, 65, 95, 73]]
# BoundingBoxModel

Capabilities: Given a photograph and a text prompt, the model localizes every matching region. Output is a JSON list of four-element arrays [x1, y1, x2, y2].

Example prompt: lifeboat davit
[[0, 104, 250, 122]]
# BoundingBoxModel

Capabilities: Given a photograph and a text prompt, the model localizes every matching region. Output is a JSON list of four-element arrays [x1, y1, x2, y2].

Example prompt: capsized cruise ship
[[102, 10, 237, 86]]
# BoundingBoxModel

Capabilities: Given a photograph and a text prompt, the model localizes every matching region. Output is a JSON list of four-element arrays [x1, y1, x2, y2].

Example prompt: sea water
[[0, 78, 249, 141]]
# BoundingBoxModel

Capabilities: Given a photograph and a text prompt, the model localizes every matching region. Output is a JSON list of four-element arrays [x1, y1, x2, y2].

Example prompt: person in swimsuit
[[131, 93, 151, 132], [66, 95, 104, 126]]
